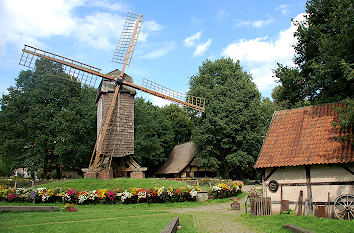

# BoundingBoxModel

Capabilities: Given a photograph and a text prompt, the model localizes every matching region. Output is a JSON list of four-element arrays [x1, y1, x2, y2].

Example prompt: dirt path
[[169, 185, 261, 233]]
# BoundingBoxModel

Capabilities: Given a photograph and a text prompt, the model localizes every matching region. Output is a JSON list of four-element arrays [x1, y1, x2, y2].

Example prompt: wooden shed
[[255, 102, 353, 215], [155, 142, 217, 178]]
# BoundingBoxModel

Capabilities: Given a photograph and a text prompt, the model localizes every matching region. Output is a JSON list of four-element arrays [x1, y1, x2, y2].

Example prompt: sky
[[0, 0, 307, 106]]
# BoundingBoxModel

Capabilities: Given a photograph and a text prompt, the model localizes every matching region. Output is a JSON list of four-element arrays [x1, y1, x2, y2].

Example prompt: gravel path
[[168, 185, 262, 233]]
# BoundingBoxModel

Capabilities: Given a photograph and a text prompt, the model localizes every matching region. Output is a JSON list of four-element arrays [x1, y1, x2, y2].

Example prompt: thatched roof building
[[156, 142, 217, 178]]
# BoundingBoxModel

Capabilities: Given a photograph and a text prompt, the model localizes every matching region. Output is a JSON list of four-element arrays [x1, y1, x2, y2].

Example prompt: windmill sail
[[128, 79, 205, 112], [19, 45, 102, 88], [19, 45, 205, 112], [112, 12, 143, 66]]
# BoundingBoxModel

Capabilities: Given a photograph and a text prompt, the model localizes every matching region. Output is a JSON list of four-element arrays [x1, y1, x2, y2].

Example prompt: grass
[[0, 192, 247, 233], [35, 178, 189, 191], [0, 201, 199, 233], [240, 213, 354, 233], [4, 179, 351, 233]]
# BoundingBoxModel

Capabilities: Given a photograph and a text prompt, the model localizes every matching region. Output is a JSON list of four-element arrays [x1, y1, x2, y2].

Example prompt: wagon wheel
[[334, 194, 353, 220]]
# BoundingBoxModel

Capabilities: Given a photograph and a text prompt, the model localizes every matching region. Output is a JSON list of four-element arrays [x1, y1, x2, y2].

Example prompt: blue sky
[[0, 0, 307, 106]]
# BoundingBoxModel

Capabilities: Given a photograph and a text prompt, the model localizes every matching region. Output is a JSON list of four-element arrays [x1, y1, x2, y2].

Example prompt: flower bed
[[0, 185, 200, 205], [208, 181, 244, 199]]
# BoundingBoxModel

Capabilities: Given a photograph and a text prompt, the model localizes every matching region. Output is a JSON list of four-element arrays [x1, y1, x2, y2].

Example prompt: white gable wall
[[263, 164, 354, 214]]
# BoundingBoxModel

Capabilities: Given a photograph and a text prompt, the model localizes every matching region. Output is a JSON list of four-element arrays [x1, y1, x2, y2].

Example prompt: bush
[[0, 177, 33, 188]]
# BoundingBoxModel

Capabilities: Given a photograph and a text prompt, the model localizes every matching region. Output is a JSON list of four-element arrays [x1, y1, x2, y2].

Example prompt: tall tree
[[0, 59, 97, 177], [188, 58, 268, 178], [162, 104, 193, 144], [274, 0, 354, 106], [294, 0, 353, 103], [272, 64, 308, 109], [134, 97, 174, 176]]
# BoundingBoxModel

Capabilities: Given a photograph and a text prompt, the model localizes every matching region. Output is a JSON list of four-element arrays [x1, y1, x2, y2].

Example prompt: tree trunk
[[43, 151, 49, 179], [222, 160, 230, 178], [56, 165, 61, 179]]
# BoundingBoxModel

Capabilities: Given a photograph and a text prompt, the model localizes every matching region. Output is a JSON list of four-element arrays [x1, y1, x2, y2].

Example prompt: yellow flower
[[47, 188, 55, 196], [130, 188, 139, 195], [100, 189, 107, 198]]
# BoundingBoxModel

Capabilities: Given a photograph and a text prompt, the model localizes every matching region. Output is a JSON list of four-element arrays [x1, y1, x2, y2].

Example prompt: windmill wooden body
[[19, 12, 205, 179]]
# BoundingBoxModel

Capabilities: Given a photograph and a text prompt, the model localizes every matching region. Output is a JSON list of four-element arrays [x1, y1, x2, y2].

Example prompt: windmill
[[18, 12, 205, 179]]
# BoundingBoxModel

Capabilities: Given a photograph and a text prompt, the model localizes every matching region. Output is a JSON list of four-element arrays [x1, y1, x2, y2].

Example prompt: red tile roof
[[255, 102, 353, 168]]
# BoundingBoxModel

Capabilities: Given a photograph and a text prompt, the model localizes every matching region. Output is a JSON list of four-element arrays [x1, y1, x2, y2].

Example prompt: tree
[[260, 97, 276, 129], [0, 59, 97, 177], [134, 97, 174, 176], [162, 104, 193, 144], [272, 64, 309, 109], [332, 98, 354, 144], [188, 58, 268, 178], [275, 0, 354, 105]]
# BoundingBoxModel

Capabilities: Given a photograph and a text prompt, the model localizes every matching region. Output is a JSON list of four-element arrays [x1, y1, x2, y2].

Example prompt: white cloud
[[222, 13, 306, 92], [0, 84, 9, 96], [139, 42, 176, 59], [0, 0, 161, 56], [216, 9, 229, 20], [183, 31, 202, 47], [139, 20, 163, 42], [87, 0, 127, 11], [194, 39, 212, 56], [150, 96, 173, 107], [235, 18, 274, 28], [75, 12, 125, 49], [0, 0, 78, 56], [275, 4, 290, 15], [144, 20, 163, 32]]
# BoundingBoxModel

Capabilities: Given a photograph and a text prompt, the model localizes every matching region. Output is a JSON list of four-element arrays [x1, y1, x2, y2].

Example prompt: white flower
[[138, 190, 146, 199], [212, 186, 222, 192], [62, 193, 71, 202], [41, 192, 49, 202], [78, 192, 90, 204], [189, 189, 198, 198], [121, 191, 132, 202], [167, 190, 173, 197], [157, 187, 164, 196], [15, 188, 25, 195]]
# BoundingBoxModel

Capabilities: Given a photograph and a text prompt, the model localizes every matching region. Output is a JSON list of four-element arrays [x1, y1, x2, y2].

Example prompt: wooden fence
[[250, 197, 272, 216]]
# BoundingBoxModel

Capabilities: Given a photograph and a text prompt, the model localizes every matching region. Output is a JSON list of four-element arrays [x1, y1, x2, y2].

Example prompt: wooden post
[[305, 166, 313, 214], [295, 190, 303, 216]]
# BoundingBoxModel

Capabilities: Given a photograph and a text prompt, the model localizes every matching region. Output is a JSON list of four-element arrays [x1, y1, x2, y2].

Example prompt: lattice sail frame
[[19, 44, 206, 112], [112, 12, 143, 66], [19, 45, 100, 88], [141, 78, 205, 111]]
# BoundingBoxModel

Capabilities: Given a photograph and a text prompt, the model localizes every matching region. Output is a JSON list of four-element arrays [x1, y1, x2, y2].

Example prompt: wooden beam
[[267, 181, 354, 186], [283, 223, 313, 233], [341, 164, 354, 175], [305, 165, 313, 211], [0, 206, 59, 212], [272, 201, 335, 205], [264, 168, 277, 181], [160, 217, 179, 233]]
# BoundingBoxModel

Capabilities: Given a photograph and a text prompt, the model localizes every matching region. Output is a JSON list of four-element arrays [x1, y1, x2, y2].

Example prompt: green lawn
[[240, 213, 354, 233], [1, 192, 352, 233], [35, 178, 189, 191], [0, 201, 200, 233]]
